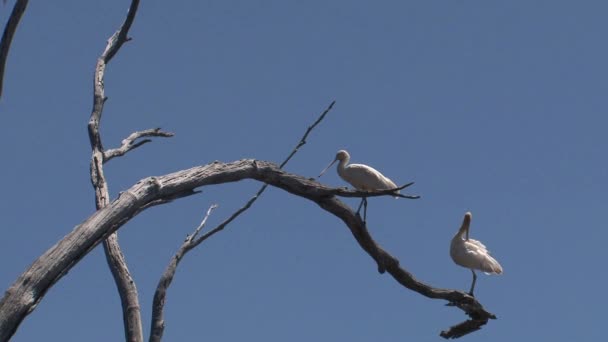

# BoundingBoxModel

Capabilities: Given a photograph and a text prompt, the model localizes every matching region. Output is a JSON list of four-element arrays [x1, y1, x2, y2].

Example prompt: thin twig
[[0, 0, 28, 99], [279, 100, 335, 168], [186, 205, 218, 242], [149, 204, 218, 342]]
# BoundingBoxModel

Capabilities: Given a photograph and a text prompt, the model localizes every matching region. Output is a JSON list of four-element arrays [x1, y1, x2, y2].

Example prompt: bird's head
[[335, 150, 350, 161], [318, 149, 350, 178]]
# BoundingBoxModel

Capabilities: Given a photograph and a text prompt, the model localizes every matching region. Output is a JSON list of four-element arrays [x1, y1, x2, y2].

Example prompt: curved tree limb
[[87, 1, 144, 341], [0, 0, 28, 100], [0, 159, 494, 340]]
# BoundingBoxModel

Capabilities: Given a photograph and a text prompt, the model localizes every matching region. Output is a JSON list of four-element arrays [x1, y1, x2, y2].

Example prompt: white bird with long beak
[[450, 212, 503, 296], [318, 149, 399, 222]]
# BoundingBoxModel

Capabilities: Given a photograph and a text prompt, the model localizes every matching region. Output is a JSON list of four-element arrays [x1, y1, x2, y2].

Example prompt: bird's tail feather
[[482, 255, 503, 275]]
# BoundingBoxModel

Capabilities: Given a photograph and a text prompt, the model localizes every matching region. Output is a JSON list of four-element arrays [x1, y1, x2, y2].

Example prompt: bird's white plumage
[[450, 212, 502, 295], [338, 163, 397, 191], [450, 212, 502, 275], [321, 150, 399, 194], [451, 238, 502, 275], [318, 149, 399, 222]]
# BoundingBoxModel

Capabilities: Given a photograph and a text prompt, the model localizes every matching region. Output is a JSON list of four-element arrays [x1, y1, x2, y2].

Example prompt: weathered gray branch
[[0, 0, 28, 99], [87, 1, 144, 341], [149, 100, 336, 341], [0, 159, 494, 340]]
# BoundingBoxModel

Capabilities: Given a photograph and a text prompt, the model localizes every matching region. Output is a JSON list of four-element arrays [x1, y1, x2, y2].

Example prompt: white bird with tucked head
[[450, 212, 503, 296], [318, 149, 399, 222]]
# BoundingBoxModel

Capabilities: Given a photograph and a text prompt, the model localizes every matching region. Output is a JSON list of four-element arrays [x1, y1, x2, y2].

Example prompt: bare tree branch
[[149, 204, 218, 342], [87, 1, 144, 341], [0, 0, 28, 99], [0, 159, 495, 340], [104, 128, 174, 162], [149, 100, 336, 340]]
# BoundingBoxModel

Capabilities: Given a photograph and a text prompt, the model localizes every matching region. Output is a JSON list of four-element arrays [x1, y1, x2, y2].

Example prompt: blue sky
[[1, 1, 606, 341]]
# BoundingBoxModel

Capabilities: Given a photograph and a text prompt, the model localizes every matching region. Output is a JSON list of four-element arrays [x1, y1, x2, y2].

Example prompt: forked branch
[[104, 128, 174, 162]]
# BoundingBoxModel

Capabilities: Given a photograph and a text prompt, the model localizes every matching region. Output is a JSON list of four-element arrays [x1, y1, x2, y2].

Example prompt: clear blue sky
[[1, 1, 606, 341]]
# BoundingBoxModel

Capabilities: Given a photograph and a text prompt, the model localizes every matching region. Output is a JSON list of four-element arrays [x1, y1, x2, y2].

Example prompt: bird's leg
[[356, 198, 364, 215], [468, 269, 477, 296], [362, 197, 368, 223], [355, 197, 368, 223]]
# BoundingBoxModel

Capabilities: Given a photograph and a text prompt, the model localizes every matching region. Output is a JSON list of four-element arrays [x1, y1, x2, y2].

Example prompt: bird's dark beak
[[318, 158, 337, 178]]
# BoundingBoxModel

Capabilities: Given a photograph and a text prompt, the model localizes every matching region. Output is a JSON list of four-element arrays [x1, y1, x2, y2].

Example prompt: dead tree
[[0, 1, 497, 341]]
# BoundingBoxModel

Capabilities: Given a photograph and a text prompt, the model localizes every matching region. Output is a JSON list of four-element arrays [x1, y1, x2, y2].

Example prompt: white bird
[[450, 212, 503, 296], [318, 149, 399, 222]]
